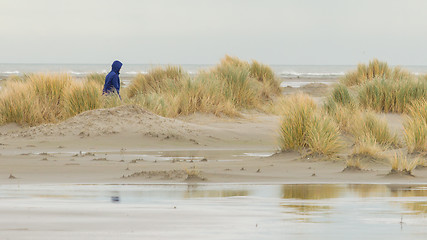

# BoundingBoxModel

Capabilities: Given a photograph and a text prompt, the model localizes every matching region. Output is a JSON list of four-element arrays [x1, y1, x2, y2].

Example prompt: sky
[[1, 0, 427, 65]]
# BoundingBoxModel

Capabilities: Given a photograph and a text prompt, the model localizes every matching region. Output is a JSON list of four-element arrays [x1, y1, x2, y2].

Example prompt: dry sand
[[0, 80, 426, 185]]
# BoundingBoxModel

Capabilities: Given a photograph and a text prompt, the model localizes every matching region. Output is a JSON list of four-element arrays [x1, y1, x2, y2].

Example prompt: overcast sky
[[1, 0, 426, 65]]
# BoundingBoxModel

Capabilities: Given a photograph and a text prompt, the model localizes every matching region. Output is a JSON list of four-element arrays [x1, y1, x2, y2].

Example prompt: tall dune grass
[[0, 73, 120, 126], [358, 78, 427, 113], [126, 66, 186, 98], [351, 134, 384, 160], [0, 81, 42, 125], [86, 73, 106, 86], [63, 81, 102, 117], [340, 59, 412, 86], [352, 111, 399, 147], [279, 93, 342, 156], [0, 74, 72, 125], [126, 56, 281, 117], [323, 84, 357, 133], [0, 56, 282, 126], [404, 99, 427, 153], [389, 153, 418, 175]]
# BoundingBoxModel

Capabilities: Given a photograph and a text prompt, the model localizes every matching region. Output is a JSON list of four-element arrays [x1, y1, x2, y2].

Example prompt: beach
[[0, 63, 426, 240], [0, 76, 424, 185]]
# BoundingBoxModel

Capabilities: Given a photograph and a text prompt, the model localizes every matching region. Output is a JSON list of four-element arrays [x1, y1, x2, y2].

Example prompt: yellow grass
[[63, 81, 103, 117], [126, 66, 186, 98], [0, 73, 124, 126], [351, 134, 384, 160], [340, 59, 412, 86], [346, 158, 362, 169], [86, 73, 106, 86], [325, 101, 358, 134], [126, 56, 281, 117], [389, 152, 418, 174], [358, 78, 426, 113], [351, 111, 399, 147], [404, 99, 427, 153], [279, 93, 342, 156]]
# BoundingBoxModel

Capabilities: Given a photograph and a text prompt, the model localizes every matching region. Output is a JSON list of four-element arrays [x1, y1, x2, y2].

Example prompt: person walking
[[103, 60, 123, 99]]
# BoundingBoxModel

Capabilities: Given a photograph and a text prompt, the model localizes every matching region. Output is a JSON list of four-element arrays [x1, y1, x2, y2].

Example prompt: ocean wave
[[0, 71, 20, 75], [280, 71, 345, 78], [280, 81, 334, 88], [68, 71, 89, 75]]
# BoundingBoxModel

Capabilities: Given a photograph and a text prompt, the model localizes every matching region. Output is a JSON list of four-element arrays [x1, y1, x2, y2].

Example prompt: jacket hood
[[112, 60, 122, 74]]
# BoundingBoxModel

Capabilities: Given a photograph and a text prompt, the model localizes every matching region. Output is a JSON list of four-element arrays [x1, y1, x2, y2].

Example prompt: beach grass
[[279, 93, 342, 156], [126, 66, 186, 98], [127, 56, 281, 117], [0, 80, 42, 125], [404, 99, 427, 153], [352, 111, 399, 147], [340, 59, 412, 86], [63, 81, 102, 117], [358, 78, 427, 113], [86, 73, 106, 86], [0, 73, 72, 125], [389, 152, 418, 176], [0, 56, 283, 125], [326, 84, 355, 108], [351, 134, 385, 160], [345, 158, 362, 170], [0, 73, 123, 126]]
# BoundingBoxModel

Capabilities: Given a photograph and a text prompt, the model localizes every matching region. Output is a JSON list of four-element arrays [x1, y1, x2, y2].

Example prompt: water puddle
[[21, 149, 274, 163], [0, 184, 426, 239]]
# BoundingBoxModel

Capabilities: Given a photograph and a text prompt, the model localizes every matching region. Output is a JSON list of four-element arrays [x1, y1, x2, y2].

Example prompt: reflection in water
[[281, 184, 343, 200], [348, 184, 389, 198], [183, 184, 249, 198], [388, 185, 427, 215], [280, 185, 339, 221], [2, 184, 427, 239]]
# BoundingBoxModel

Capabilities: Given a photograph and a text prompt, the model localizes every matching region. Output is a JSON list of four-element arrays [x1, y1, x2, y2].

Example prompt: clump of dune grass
[[30, 73, 72, 122], [126, 66, 186, 98], [249, 60, 281, 97], [351, 134, 385, 161], [86, 73, 106, 86], [63, 81, 102, 117], [325, 84, 355, 109], [0, 73, 125, 126], [358, 78, 426, 113], [341, 59, 412, 86], [415, 158, 427, 169], [388, 153, 418, 176], [323, 84, 358, 133], [279, 93, 342, 156], [185, 166, 206, 181], [213, 61, 259, 108], [341, 59, 390, 86], [306, 114, 342, 156], [0, 80, 42, 125], [279, 93, 316, 150], [211, 55, 281, 101], [343, 158, 363, 172], [352, 111, 399, 147], [126, 56, 281, 117], [0, 73, 73, 125], [325, 103, 358, 133], [404, 99, 427, 153]]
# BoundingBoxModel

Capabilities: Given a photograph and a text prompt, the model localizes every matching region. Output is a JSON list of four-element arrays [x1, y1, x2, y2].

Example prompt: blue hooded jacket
[[103, 60, 123, 98]]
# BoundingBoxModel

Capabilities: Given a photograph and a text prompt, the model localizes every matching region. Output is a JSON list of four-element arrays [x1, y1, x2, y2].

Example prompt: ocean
[[1, 63, 427, 88]]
